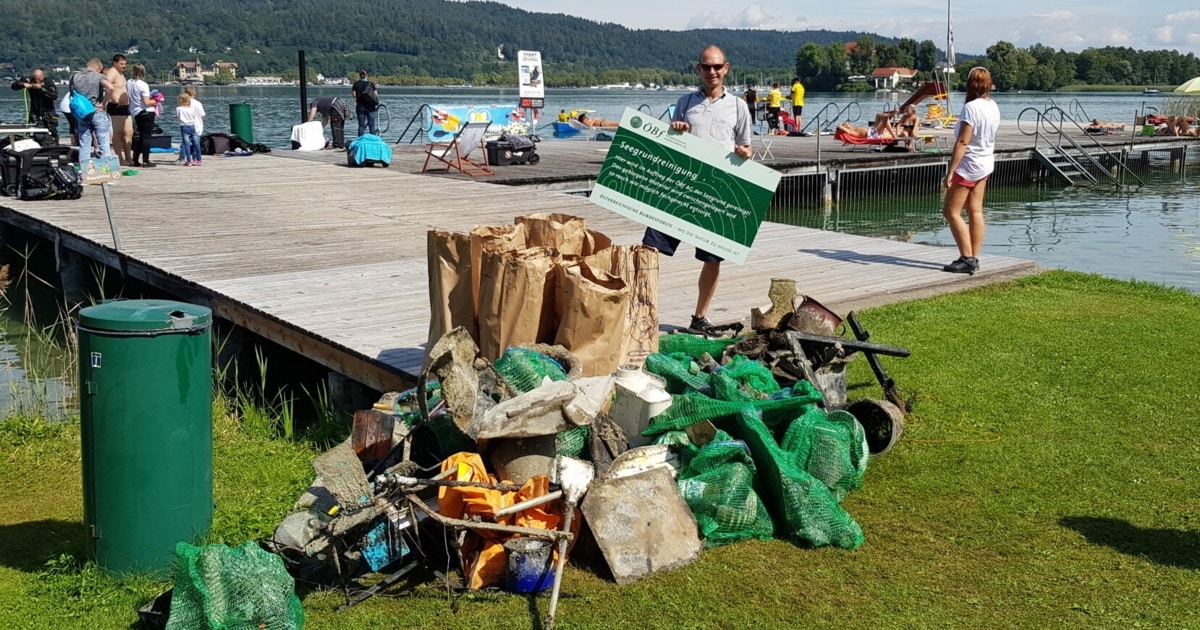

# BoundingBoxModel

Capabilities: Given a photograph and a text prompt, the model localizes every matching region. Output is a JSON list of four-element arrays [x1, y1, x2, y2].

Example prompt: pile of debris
[[261, 277, 910, 627]]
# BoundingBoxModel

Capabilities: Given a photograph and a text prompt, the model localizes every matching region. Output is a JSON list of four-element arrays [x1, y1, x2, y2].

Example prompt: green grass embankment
[[1, 270, 1198, 629]]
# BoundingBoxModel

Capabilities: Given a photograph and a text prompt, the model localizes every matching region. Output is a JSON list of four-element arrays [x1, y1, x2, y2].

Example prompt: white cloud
[[1033, 11, 1075, 21], [1152, 26, 1174, 43], [1165, 10, 1200, 22], [687, 5, 780, 29]]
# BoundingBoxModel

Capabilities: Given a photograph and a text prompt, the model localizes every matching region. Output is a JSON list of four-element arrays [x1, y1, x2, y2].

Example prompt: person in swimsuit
[[104, 54, 134, 166], [837, 113, 896, 139]]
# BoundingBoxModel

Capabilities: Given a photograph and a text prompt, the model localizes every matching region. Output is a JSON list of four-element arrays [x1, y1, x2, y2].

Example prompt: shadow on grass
[[0, 519, 85, 572], [1060, 516, 1200, 570]]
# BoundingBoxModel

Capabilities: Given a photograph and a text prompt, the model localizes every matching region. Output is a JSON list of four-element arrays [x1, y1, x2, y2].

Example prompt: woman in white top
[[127, 64, 157, 168], [941, 66, 1001, 274]]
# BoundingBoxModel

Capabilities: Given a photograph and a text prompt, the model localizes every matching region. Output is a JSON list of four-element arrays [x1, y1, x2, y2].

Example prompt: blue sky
[[498, 1, 1200, 55]]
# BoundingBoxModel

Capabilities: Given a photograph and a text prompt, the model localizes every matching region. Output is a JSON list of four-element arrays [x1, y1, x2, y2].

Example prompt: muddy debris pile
[[262, 278, 910, 627]]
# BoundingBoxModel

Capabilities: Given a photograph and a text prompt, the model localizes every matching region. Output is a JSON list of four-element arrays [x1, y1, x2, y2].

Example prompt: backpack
[[6, 146, 83, 201], [200, 132, 232, 155], [356, 81, 379, 111], [68, 90, 96, 121]]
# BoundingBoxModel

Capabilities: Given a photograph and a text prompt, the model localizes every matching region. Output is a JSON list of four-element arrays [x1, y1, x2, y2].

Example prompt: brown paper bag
[[580, 245, 660, 367], [517, 213, 585, 254], [470, 224, 527, 322], [477, 246, 557, 361], [426, 230, 477, 367], [554, 261, 631, 376]]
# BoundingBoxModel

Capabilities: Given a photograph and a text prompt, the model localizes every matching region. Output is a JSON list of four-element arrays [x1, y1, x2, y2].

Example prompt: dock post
[[58, 245, 87, 305], [327, 372, 377, 414]]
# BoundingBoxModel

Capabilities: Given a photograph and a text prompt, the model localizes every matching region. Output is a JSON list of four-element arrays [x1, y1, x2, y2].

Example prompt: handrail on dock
[[803, 102, 861, 135], [1019, 106, 1146, 189], [395, 104, 433, 144]]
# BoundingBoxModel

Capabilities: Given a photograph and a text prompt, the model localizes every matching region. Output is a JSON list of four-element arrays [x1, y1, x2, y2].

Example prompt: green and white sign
[[590, 107, 781, 264]]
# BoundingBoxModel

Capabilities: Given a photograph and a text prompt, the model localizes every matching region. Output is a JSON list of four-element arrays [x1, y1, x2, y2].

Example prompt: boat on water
[[1143, 87, 1161, 95]]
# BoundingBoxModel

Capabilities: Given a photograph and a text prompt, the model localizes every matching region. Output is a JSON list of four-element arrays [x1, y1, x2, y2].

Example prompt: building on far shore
[[870, 67, 918, 90], [175, 59, 240, 83], [243, 76, 286, 85]]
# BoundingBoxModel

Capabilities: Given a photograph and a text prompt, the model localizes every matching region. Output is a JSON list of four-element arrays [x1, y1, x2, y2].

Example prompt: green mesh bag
[[645, 352, 714, 396], [493, 347, 569, 394], [728, 409, 864, 549], [166, 541, 304, 630], [717, 356, 781, 398], [658, 333, 740, 358], [643, 382, 824, 437], [781, 409, 869, 502], [392, 383, 443, 428], [676, 431, 775, 547], [555, 426, 590, 458]]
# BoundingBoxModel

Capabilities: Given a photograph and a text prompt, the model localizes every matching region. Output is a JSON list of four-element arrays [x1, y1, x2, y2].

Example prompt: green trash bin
[[229, 102, 254, 143], [78, 299, 213, 575]]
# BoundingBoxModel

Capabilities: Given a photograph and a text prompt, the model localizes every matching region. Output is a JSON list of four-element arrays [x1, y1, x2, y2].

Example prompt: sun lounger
[[568, 118, 619, 140], [834, 128, 898, 150]]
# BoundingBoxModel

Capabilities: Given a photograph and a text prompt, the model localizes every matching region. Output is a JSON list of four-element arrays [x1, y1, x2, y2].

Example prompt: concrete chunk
[[580, 467, 702, 585], [470, 379, 580, 440]]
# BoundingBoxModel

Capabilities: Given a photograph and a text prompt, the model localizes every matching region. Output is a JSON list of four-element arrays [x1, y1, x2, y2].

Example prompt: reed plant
[[1159, 95, 1200, 118]]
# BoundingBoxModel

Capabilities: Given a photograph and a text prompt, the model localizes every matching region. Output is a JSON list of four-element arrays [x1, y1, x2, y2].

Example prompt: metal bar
[[405, 495, 574, 541], [493, 490, 563, 519], [785, 330, 911, 358], [846, 312, 907, 414]]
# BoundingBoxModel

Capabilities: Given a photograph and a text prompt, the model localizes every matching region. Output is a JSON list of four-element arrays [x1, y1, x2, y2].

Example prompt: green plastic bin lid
[[79, 299, 212, 332]]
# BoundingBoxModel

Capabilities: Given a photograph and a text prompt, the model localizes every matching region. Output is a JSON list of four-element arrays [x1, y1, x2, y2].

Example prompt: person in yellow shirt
[[558, 109, 569, 122], [761, 81, 783, 131], [790, 77, 805, 129]]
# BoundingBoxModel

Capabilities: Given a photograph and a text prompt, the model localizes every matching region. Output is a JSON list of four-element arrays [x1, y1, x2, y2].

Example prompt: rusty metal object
[[846, 311, 908, 414]]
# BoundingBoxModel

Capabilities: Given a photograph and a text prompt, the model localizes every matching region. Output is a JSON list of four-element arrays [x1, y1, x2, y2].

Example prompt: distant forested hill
[[0, 0, 888, 83]]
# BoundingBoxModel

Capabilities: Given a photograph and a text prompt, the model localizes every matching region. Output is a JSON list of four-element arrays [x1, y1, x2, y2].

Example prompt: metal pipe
[[493, 490, 563, 519], [405, 495, 574, 540], [298, 50, 308, 124]]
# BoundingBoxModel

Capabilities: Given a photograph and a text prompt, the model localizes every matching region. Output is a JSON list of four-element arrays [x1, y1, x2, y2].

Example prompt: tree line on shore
[[797, 36, 1200, 92]]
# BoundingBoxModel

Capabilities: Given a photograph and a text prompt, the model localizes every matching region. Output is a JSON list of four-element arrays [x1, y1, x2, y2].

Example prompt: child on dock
[[176, 93, 203, 166]]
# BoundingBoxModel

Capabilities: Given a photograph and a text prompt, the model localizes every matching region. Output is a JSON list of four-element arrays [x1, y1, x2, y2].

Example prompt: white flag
[[947, 19, 956, 67]]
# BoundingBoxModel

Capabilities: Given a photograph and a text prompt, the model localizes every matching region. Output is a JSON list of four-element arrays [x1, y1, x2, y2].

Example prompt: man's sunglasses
[[698, 63, 727, 72]]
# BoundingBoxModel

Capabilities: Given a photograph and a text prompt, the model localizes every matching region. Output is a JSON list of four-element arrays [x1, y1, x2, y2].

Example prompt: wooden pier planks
[[0, 153, 1036, 391]]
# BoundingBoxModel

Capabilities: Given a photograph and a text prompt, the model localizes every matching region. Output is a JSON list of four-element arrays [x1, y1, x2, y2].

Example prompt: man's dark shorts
[[793, 105, 803, 117], [106, 103, 130, 116], [642, 228, 723, 263]]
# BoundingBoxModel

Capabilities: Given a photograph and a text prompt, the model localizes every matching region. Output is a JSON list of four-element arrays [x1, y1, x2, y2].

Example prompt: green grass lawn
[[1, 271, 1198, 629]]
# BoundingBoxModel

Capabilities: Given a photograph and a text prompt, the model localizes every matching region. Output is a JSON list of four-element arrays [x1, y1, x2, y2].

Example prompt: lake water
[[0, 87, 1196, 415]]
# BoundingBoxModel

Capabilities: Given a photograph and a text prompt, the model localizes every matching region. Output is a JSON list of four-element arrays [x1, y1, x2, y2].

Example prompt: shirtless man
[[105, 54, 134, 166]]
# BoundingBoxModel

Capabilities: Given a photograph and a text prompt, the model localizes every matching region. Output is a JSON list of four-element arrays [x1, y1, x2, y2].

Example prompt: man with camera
[[10, 68, 60, 143]]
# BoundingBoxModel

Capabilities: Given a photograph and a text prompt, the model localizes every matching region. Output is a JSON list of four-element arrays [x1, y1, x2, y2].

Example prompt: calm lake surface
[[0, 87, 1197, 415]]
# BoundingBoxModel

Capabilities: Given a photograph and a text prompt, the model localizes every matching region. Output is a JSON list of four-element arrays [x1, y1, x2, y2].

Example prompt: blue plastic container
[[504, 537, 555, 593]]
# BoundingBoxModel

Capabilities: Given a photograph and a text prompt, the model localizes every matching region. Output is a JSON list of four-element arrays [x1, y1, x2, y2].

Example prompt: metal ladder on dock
[[1033, 146, 1099, 186], [1019, 106, 1145, 189]]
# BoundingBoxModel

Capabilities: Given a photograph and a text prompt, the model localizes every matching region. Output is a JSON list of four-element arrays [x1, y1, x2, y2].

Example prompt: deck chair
[[753, 121, 775, 160], [834, 128, 898, 151], [422, 121, 493, 176]]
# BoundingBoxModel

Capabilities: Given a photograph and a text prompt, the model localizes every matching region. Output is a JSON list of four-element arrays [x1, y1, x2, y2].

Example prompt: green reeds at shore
[[2, 270, 1199, 629]]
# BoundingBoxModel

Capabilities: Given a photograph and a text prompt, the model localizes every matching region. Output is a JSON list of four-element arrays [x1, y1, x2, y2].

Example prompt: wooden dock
[[0, 153, 1037, 393], [282, 120, 1200, 190]]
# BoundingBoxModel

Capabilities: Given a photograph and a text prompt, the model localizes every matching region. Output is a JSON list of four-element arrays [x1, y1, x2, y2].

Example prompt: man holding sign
[[642, 45, 752, 333]]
